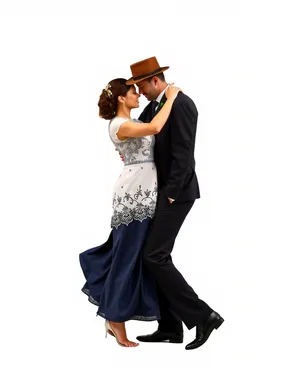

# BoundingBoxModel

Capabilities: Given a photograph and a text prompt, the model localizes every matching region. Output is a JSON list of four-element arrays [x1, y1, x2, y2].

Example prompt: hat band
[[131, 67, 163, 81]]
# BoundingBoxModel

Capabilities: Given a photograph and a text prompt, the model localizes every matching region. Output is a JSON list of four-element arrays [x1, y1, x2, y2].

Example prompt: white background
[[1, 1, 299, 375]]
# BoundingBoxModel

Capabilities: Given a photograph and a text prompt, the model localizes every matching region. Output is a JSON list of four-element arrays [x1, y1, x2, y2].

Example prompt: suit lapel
[[154, 94, 167, 116], [139, 101, 154, 122], [139, 94, 168, 129]]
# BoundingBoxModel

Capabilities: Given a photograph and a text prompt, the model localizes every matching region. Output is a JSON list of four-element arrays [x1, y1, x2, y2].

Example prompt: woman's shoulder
[[110, 117, 142, 125], [109, 116, 129, 125], [109, 117, 130, 143]]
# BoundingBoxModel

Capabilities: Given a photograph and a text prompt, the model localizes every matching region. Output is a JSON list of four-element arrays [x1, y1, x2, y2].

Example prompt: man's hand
[[115, 148, 124, 162], [115, 146, 173, 201]]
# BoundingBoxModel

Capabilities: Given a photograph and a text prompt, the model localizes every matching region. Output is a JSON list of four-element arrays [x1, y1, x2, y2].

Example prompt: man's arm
[[164, 97, 198, 201]]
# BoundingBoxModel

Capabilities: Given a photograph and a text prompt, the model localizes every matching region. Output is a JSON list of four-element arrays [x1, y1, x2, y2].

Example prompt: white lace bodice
[[109, 117, 155, 166]]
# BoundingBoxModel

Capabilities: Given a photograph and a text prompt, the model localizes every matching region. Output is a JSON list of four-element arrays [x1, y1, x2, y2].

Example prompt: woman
[[79, 78, 180, 347]]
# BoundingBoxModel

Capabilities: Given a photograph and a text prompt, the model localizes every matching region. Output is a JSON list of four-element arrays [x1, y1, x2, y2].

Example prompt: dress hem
[[82, 288, 160, 322]]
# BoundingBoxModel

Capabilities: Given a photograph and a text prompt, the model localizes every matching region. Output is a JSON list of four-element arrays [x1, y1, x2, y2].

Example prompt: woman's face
[[124, 86, 140, 109]]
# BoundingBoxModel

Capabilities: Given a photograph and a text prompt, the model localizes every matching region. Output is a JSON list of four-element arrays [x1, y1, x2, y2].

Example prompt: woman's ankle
[[109, 321, 125, 327]]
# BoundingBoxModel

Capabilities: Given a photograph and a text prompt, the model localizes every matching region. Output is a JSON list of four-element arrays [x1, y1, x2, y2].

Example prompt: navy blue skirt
[[79, 218, 160, 322]]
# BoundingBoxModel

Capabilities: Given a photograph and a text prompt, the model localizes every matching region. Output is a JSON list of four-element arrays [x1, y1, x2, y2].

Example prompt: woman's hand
[[165, 83, 182, 101]]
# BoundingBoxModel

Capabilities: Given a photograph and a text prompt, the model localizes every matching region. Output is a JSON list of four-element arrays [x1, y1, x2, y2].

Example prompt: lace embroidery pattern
[[125, 159, 154, 166], [109, 119, 155, 165], [111, 182, 158, 228], [115, 136, 154, 165]]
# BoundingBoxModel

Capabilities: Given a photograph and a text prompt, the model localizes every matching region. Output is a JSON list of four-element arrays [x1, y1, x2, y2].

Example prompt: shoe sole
[[137, 338, 183, 343], [215, 317, 224, 330]]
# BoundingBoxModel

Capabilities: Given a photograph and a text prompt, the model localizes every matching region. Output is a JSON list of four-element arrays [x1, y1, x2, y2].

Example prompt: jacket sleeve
[[164, 98, 198, 200]]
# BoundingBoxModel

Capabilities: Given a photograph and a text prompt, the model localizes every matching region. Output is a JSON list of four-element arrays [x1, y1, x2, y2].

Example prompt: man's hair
[[147, 72, 166, 83]]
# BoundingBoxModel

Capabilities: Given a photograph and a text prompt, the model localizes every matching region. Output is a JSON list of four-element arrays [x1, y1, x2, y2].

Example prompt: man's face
[[136, 78, 158, 101]]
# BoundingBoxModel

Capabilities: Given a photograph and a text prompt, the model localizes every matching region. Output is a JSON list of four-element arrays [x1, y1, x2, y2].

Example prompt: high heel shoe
[[104, 320, 125, 347]]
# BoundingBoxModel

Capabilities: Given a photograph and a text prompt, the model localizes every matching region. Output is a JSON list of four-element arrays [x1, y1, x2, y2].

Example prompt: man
[[125, 57, 224, 350]]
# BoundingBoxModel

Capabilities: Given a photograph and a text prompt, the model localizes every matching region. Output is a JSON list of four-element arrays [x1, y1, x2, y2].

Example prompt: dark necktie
[[150, 100, 158, 118]]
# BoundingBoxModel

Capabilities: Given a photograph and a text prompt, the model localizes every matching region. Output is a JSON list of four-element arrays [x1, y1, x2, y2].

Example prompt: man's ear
[[152, 76, 158, 85]]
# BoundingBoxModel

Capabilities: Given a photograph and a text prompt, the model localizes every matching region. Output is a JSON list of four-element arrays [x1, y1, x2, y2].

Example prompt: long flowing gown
[[79, 117, 160, 322]]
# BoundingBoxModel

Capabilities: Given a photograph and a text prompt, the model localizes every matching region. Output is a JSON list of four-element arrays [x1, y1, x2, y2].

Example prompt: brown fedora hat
[[126, 56, 169, 85]]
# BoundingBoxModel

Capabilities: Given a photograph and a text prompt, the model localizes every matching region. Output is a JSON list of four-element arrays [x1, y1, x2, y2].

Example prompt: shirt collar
[[155, 84, 168, 103]]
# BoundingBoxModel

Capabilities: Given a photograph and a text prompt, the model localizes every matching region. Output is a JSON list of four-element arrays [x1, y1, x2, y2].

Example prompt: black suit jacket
[[139, 92, 200, 202]]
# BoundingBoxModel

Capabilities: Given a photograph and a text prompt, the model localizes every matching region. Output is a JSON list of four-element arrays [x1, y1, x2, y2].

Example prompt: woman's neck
[[116, 108, 131, 119]]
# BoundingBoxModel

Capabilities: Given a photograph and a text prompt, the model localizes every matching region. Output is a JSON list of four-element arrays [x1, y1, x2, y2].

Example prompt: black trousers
[[143, 193, 213, 331]]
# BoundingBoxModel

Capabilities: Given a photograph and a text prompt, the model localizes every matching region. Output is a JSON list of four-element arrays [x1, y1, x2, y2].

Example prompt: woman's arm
[[116, 84, 180, 139]]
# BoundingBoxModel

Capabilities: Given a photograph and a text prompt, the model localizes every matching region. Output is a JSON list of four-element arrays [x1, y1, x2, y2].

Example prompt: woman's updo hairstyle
[[98, 78, 132, 120]]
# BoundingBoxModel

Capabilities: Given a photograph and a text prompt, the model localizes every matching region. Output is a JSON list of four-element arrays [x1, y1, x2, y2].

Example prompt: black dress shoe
[[185, 311, 224, 350], [136, 330, 183, 343]]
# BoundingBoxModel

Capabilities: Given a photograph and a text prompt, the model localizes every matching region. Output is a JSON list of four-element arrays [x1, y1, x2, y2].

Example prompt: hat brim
[[126, 66, 169, 85]]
